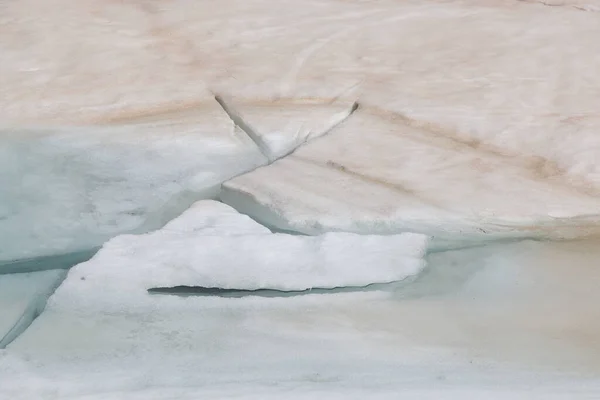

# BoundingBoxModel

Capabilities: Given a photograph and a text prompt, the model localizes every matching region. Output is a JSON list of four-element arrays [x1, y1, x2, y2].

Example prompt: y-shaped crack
[[213, 94, 359, 164]]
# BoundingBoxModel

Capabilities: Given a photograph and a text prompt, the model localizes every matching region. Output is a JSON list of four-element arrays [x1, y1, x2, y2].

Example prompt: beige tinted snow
[[3, 0, 600, 229]]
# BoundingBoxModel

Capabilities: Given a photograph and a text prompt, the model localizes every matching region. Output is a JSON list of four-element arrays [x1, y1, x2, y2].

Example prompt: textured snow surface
[[2, 0, 600, 196], [4, 0, 600, 262]]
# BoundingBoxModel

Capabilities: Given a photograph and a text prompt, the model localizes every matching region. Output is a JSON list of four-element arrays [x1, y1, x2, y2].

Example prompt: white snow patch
[[47, 200, 427, 312], [65, 232, 427, 298]]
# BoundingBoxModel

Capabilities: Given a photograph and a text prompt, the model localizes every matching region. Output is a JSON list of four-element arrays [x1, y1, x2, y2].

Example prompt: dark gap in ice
[[147, 281, 403, 298], [0, 248, 100, 275]]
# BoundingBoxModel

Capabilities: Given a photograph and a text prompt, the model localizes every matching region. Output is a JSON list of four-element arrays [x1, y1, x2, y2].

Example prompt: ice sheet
[[3, 238, 600, 398], [0, 103, 267, 265], [222, 109, 600, 241]]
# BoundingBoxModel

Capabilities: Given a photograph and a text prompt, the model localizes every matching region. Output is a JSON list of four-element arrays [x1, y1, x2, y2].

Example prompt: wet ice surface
[[4, 237, 600, 398], [3, 0, 600, 397]]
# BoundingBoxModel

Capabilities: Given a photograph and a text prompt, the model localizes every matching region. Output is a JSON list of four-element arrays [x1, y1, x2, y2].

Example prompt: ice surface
[[0, 269, 66, 348], [0, 102, 267, 266], [4, 0, 600, 258], [3, 237, 600, 398], [222, 108, 600, 241]]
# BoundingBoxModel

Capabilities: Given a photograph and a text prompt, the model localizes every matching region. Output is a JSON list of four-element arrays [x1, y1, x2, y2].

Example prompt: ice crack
[[0, 269, 68, 349], [213, 94, 359, 163], [147, 281, 408, 298]]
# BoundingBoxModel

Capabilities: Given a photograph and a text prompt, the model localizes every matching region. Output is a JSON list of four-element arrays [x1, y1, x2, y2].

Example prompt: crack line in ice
[[0, 269, 68, 349], [214, 94, 273, 160], [292, 157, 443, 209], [213, 94, 359, 164]]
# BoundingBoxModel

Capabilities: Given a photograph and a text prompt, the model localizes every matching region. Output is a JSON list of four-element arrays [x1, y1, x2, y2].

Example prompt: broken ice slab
[[64, 231, 427, 303], [39, 200, 427, 312], [0, 269, 67, 348], [0, 101, 267, 269], [221, 108, 600, 243]]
